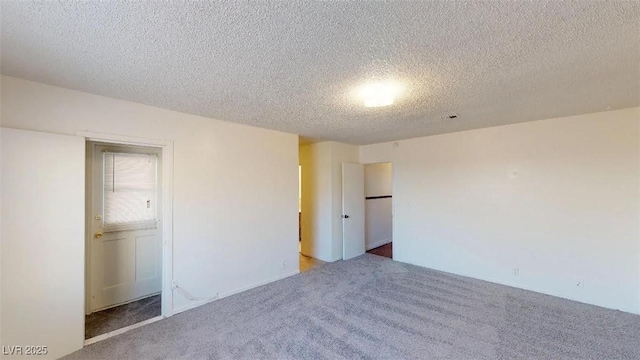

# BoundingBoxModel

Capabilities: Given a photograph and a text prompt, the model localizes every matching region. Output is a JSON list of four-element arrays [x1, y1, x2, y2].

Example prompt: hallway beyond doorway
[[85, 295, 160, 339], [300, 254, 325, 272], [366, 243, 392, 258]]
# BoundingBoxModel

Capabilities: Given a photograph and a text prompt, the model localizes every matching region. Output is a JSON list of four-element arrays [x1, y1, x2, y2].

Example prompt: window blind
[[103, 151, 158, 232]]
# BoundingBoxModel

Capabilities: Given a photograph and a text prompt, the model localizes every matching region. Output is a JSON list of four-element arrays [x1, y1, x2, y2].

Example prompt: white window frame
[[101, 148, 160, 233]]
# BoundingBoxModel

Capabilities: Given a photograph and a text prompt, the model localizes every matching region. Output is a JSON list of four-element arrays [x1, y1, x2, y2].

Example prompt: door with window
[[89, 144, 162, 312]]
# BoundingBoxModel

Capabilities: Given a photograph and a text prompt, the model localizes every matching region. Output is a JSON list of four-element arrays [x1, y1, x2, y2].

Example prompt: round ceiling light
[[357, 80, 403, 108]]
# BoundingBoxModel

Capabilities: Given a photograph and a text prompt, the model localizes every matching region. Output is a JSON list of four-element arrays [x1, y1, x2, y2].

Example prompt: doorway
[[297, 161, 328, 272], [364, 163, 393, 259], [85, 141, 163, 340]]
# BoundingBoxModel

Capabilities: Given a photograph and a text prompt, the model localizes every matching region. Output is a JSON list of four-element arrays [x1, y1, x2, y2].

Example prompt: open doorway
[[85, 141, 163, 340], [364, 163, 393, 259], [298, 162, 325, 272]]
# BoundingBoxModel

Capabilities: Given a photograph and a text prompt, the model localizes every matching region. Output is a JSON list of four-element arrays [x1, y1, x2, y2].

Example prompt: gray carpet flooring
[[66, 254, 640, 359], [85, 295, 161, 339]]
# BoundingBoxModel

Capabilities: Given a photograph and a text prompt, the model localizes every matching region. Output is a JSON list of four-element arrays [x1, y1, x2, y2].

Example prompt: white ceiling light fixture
[[358, 80, 403, 108]]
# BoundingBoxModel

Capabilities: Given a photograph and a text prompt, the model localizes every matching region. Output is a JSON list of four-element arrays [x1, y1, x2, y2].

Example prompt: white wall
[[299, 141, 358, 262], [360, 107, 640, 314], [1, 128, 85, 359], [364, 163, 393, 250], [1, 76, 300, 357]]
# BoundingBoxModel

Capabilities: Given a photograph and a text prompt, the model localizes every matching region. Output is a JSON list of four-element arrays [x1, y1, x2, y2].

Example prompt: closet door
[[1, 128, 85, 359]]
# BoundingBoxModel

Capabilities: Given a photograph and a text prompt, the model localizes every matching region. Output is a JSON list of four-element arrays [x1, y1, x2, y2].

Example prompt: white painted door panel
[[90, 144, 162, 311], [1, 128, 85, 359], [342, 163, 365, 260]]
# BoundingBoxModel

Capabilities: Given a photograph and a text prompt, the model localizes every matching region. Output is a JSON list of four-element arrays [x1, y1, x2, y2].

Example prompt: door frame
[[362, 160, 396, 255], [79, 131, 174, 322], [359, 161, 394, 260]]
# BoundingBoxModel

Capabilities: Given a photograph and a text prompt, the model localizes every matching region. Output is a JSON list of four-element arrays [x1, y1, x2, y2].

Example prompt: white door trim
[[83, 315, 164, 346], [78, 130, 174, 320]]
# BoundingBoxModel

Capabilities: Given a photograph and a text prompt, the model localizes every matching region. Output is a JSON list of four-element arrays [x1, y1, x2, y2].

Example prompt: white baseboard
[[170, 297, 217, 316], [170, 270, 300, 316], [366, 238, 392, 251], [300, 251, 333, 263], [218, 270, 300, 299], [90, 292, 161, 314]]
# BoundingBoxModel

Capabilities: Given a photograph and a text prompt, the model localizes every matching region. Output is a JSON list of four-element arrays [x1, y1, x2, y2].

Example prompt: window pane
[[103, 151, 157, 232]]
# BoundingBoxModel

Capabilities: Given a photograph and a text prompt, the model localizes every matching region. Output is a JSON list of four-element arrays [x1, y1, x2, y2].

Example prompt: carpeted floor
[[300, 253, 326, 272], [85, 295, 161, 339], [367, 242, 392, 258], [66, 254, 640, 359]]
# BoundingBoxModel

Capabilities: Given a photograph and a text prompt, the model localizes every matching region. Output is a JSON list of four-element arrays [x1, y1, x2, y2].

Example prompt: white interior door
[[89, 144, 162, 312], [342, 163, 365, 260]]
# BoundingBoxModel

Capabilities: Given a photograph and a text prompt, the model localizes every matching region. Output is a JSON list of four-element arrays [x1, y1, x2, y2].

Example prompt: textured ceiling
[[1, 1, 639, 145]]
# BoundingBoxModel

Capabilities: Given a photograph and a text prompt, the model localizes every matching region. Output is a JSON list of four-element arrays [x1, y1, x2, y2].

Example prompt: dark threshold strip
[[365, 195, 392, 200]]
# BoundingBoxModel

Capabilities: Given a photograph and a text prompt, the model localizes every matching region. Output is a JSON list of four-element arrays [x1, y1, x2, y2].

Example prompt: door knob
[[342, 215, 350, 219], [95, 231, 103, 238]]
